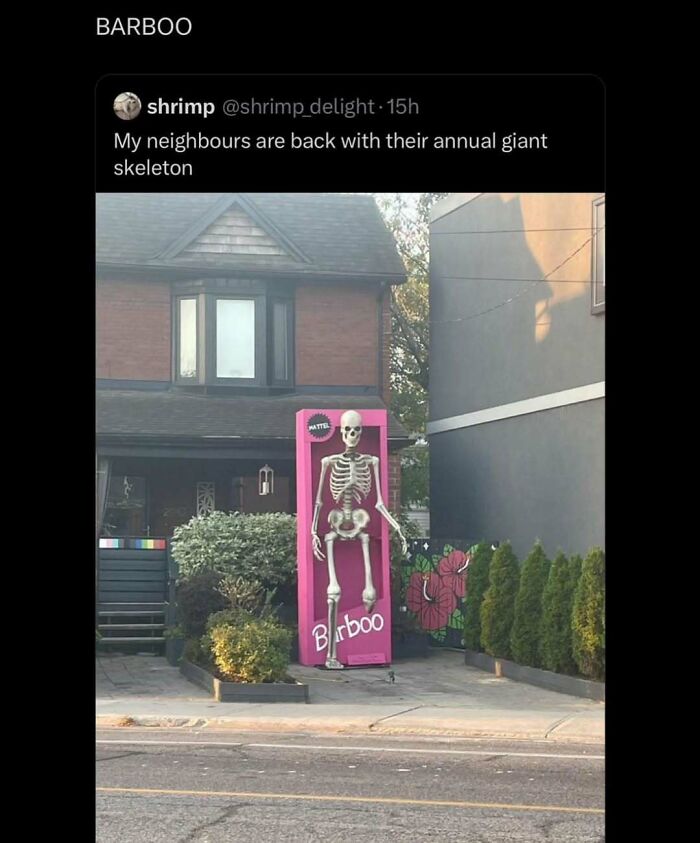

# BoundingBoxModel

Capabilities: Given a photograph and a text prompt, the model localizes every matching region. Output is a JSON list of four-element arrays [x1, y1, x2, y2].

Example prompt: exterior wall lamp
[[258, 464, 274, 496]]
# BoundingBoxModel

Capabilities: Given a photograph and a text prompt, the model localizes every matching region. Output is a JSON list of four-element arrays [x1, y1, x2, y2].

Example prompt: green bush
[[218, 575, 278, 620], [171, 511, 297, 587], [463, 542, 493, 651], [572, 547, 605, 680], [183, 636, 214, 672], [390, 510, 422, 568], [510, 541, 550, 667], [390, 512, 423, 635], [480, 542, 520, 658], [539, 552, 581, 674], [176, 570, 228, 638], [208, 613, 292, 684]]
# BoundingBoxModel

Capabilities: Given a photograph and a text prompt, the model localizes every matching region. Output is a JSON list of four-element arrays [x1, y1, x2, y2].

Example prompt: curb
[[96, 715, 604, 744]]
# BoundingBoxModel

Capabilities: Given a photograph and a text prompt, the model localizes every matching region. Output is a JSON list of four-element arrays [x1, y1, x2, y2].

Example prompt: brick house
[[96, 193, 409, 544]]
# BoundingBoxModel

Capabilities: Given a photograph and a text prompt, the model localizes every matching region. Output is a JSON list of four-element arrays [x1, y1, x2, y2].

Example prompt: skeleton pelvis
[[328, 508, 370, 538]]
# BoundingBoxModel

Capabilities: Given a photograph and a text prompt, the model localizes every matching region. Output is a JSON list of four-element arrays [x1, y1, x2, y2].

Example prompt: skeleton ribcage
[[329, 456, 372, 505]]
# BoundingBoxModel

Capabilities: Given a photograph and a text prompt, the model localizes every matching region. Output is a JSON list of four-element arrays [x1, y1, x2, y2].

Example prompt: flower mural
[[401, 541, 479, 646], [406, 571, 457, 630], [438, 549, 471, 599]]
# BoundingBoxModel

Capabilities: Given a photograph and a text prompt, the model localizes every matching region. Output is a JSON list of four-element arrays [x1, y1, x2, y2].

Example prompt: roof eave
[[95, 262, 407, 285]]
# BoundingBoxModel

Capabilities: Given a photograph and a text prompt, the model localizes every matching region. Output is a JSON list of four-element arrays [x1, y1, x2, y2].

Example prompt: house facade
[[427, 193, 604, 558], [96, 193, 409, 541]]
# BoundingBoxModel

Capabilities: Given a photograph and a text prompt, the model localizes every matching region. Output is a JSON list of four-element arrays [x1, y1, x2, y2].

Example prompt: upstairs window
[[216, 298, 256, 379], [271, 299, 292, 385], [177, 297, 198, 379], [173, 287, 293, 388], [591, 196, 605, 314]]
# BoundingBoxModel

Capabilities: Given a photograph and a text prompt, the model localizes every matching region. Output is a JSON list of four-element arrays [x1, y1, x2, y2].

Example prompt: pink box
[[296, 409, 392, 667]]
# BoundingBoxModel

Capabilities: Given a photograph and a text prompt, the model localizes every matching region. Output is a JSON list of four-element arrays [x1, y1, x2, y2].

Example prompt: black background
[[28, 15, 627, 839]]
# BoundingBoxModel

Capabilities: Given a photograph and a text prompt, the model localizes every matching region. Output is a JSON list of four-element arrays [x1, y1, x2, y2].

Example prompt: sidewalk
[[96, 650, 604, 744]]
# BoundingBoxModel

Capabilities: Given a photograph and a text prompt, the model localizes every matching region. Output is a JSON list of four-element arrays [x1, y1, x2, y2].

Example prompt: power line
[[435, 276, 590, 284], [431, 225, 605, 283], [430, 227, 603, 325], [432, 227, 599, 235]]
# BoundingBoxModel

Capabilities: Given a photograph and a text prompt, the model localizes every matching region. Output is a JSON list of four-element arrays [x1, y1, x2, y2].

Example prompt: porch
[[100, 455, 296, 539]]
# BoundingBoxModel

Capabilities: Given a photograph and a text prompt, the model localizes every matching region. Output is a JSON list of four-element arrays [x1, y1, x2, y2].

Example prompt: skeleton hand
[[312, 532, 325, 561], [396, 528, 408, 557]]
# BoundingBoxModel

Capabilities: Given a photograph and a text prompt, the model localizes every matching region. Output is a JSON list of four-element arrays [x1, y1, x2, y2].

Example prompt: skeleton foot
[[325, 657, 345, 670], [362, 586, 376, 613]]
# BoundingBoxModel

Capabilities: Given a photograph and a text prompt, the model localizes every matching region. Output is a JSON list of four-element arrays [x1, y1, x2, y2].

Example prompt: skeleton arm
[[370, 456, 407, 556], [311, 457, 331, 560]]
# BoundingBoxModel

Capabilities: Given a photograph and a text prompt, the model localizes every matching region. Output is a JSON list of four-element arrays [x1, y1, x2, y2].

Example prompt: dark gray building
[[428, 193, 605, 558]]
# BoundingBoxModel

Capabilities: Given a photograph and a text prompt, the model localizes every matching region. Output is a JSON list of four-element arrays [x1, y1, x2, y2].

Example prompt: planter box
[[392, 632, 429, 659], [180, 659, 309, 703], [464, 649, 605, 701]]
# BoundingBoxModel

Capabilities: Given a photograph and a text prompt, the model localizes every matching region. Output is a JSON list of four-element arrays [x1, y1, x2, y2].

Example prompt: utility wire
[[432, 227, 600, 235], [431, 226, 605, 283], [435, 276, 591, 284], [430, 227, 604, 325]]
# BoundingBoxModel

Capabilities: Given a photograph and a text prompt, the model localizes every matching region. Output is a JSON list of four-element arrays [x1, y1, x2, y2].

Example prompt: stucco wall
[[428, 193, 604, 555]]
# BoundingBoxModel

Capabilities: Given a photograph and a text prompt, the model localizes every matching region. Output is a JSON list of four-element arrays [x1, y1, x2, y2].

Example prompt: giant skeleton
[[311, 410, 407, 669]]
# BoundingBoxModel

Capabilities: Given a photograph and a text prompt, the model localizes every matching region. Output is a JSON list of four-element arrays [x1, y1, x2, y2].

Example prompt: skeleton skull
[[340, 410, 363, 449]]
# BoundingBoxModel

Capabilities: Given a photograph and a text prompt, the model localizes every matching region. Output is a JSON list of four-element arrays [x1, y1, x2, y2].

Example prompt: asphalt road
[[96, 729, 605, 842]]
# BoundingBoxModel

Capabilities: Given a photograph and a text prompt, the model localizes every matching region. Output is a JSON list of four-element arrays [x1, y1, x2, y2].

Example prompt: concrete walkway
[[96, 650, 604, 743]]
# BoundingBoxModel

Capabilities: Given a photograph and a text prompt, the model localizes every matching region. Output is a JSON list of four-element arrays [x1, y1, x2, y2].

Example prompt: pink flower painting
[[405, 571, 457, 630], [437, 549, 471, 599]]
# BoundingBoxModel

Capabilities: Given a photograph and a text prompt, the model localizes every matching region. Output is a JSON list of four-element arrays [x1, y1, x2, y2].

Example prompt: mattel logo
[[312, 612, 385, 652], [307, 413, 333, 439]]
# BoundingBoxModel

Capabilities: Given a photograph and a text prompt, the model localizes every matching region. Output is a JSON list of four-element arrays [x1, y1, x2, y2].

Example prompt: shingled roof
[[96, 193, 406, 281], [97, 391, 409, 442]]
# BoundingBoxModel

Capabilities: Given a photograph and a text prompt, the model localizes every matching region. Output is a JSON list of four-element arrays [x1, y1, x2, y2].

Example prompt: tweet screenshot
[[94, 22, 605, 843]]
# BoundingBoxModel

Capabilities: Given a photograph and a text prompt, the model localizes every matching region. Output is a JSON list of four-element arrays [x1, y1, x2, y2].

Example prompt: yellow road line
[[96, 786, 604, 815]]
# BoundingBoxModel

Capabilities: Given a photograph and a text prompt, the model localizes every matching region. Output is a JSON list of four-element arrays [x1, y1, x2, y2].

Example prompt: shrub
[[183, 636, 214, 672], [480, 541, 520, 658], [510, 541, 550, 667], [539, 552, 581, 674], [463, 542, 493, 651], [572, 547, 605, 680], [218, 575, 278, 620], [171, 511, 297, 588], [390, 510, 422, 568], [176, 570, 228, 638], [208, 613, 292, 683], [390, 512, 424, 636]]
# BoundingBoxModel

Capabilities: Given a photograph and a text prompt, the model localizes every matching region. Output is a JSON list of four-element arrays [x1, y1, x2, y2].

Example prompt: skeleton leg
[[359, 532, 376, 613], [324, 532, 344, 669]]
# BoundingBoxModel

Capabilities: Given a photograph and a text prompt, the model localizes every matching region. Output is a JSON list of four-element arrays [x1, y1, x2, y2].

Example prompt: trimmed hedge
[[510, 541, 550, 667], [572, 547, 605, 680], [480, 542, 520, 659], [171, 511, 297, 587], [462, 542, 493, 651], [539, 551, 580, 674]]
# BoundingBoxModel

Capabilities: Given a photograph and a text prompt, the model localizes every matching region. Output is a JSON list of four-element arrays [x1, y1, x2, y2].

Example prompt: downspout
[[376, 281, 388, 401]]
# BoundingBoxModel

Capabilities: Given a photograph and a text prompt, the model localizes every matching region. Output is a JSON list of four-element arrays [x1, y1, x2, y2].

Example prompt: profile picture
[[113, 92, 142, 121]]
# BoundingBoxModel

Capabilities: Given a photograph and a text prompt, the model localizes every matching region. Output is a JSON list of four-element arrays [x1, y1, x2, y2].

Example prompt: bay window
[[174, 282, 293, 388]]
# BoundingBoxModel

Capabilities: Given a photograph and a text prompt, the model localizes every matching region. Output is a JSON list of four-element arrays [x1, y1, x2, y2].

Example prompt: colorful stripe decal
[[99, 538, 124, 548], [131, 539, 167, 550], [98, 538, 166, 550]]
